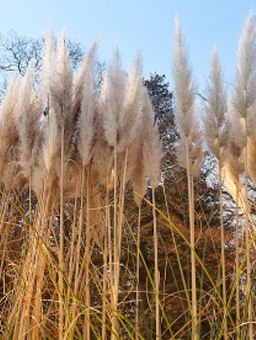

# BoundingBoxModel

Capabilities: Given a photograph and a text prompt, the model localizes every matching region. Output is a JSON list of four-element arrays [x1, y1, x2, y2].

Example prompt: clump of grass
[[1, 10, 256, 340]]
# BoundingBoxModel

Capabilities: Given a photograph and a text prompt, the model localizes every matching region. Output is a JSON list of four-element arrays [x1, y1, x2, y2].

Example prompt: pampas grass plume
[[232, 10, 256, 134], [101, 46, 126, 147], [52, 29, 73, 125], [204, 46, 228, 164], [173, 16, 203, 174], [77, 49, 97, 168], [222, 160, 245, 210], [173, 16, 195, 138], [17, 61, 41, 178], [0, 75, 21, 183], [72, 40, 99, 118], [41, 28, 55, 101], [116, 52, 143, 153]]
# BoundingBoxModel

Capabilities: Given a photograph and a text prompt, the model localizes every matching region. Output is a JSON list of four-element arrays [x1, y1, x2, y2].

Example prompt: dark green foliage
[[144, 73, 177, 147]]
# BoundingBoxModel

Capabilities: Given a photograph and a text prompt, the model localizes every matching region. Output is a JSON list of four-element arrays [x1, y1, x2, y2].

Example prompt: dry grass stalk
[[173, 16, 203, 340], [225, 139, 244, 329], [230, 11, 256, 340], [42, 29, 74, 339], [57, 31, 72, 340], [100, 47, 126, 339], [141, 86, 162, 339], [74, 43, 98, 340], [129, 100, 148, 339], [204, 46, 228, 339]]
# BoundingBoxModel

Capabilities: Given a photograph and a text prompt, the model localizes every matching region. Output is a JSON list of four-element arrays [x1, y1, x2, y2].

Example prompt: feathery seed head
[[101, 46, 127, 147], [207, 46, 226, 126], [176, 127, 204, 176], [77, 51, 97, 168], [222, 161, 245, 209], [92, 106, 114, 185], [17, 61, 42, 178], [173, 17, 195, 136], [227, 139, 244, 180], [132, 155, 147, 207], [72, 40, 99, 118], [173, 17, 203, 173], [42, 29, 56, 99], [43, 111, 61, 173], [229, 104, 247, 148], [233, 11, 256, 125], [204, 46, 228, 165], [173, 17, 197, 138], [51, 29, 73, 124], [0, 74, 21, 183], [116, 52, 144, 153]]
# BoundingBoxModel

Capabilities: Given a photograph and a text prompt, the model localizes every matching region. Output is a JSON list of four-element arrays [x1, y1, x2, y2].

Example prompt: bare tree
[[0, 30, 87, 98]]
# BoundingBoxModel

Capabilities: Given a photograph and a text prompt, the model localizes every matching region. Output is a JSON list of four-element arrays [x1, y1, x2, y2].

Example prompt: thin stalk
[[117, 148, 129, 282], [235, 181, 241, 334], [78, 237, 95, 297], [107, 176, 113, 311], [84, 167, 91, 340], [162, 178, 191, 318], [74, 167, 85, 295], [74, 166, 85, 324], [244, 138, 252, 340], [0, 202, 9, 277], [67, 178, 79, 338], [112, 147, 128, 339], [111, 143, 118, 340], [22, 170, 32, 263], [33, 224, 47, 340], [20, 225, 40, 339], [59, 123, 65, 340], [135, 206, 141, 340], [219, 165, 227, 340], [152, 187, 161, 339], [29, 170, 32, 222], [185, 137, 198, 340], [68, 174, 79, 285], [32, 192, 52, 339], [102, 230, 108, 340]]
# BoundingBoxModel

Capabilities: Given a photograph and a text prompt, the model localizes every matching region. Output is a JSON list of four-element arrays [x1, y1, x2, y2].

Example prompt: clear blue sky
[[0, 0, 254, 93]]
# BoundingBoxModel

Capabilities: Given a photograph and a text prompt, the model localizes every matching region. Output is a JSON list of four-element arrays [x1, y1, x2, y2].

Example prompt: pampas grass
[[0, 75, 22, 190], [17, 61, 42, 221], [100, 48, 127, 339], [230, 11, 256, 340], [2, 12, 256, 340], [173, 16, 203, 340], [225, 138, 244, 331], [76, 42, 98, 340], [141, 85, 162, 339], [203, 46, 228, 340]]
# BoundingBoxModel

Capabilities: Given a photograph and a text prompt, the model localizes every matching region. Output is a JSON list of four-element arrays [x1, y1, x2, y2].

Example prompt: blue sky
[[0, 0, 254, 94]]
